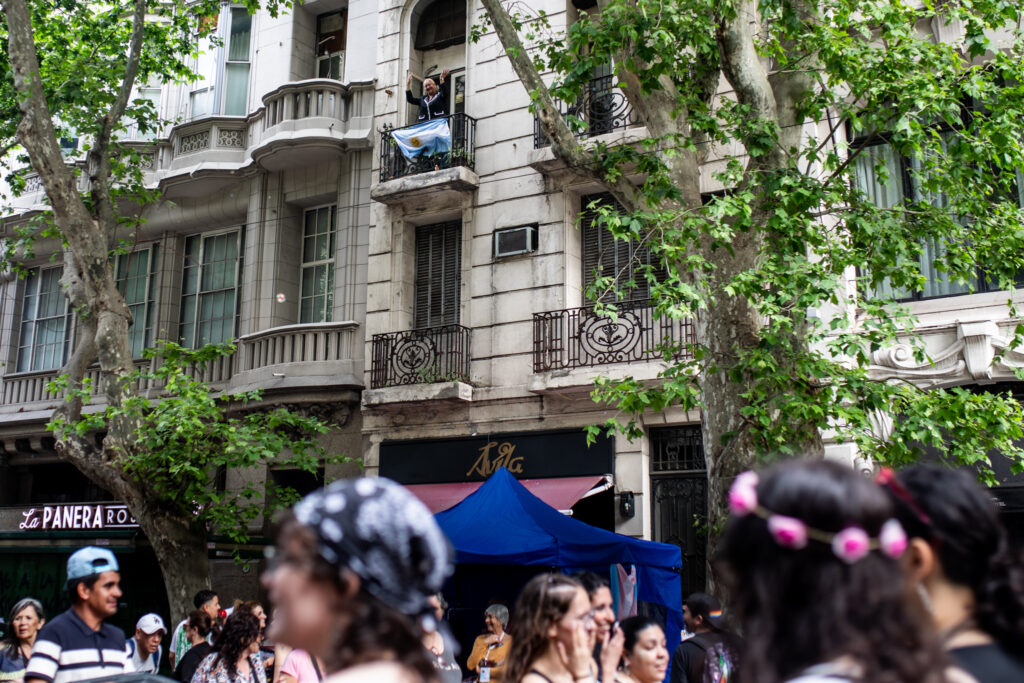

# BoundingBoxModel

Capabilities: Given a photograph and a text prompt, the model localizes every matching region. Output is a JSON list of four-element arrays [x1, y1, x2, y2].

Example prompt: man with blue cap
[[25, 547, 128, 683]]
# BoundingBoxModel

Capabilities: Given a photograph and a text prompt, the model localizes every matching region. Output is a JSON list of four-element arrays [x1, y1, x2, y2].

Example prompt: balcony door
[[581, 193, 665, 303], [414, 221, 461, 329]]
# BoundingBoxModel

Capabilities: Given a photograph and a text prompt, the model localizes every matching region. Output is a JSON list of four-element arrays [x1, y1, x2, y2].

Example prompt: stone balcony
[[250, 79, 374, 171], [0, 321, 362, 419]]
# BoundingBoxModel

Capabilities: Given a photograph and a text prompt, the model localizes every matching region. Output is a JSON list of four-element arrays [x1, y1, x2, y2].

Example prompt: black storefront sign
[[379, 428, 614, 484]]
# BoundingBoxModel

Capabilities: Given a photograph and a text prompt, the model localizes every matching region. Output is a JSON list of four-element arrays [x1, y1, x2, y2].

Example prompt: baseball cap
[[136, 613, 166, 634], [67, 547, 120, 582]]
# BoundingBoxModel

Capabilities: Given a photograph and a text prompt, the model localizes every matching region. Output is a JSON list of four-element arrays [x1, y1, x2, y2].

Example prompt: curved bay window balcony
[[532, 300, 694, 372], [371, 325, 471, 389], [533, 74, 639, 149], [379, 114, 476, 182]]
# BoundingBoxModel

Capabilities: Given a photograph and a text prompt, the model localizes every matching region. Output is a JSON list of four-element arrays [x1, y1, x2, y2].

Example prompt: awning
[[406, 475, 610, 514]]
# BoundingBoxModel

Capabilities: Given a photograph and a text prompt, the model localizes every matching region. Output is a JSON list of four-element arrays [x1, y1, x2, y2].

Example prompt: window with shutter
[[581, 192, 665, 303], [414, 221, 462, 328]]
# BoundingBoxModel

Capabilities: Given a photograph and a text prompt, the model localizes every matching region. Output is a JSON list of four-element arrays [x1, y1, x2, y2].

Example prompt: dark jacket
[[406, 80, 449, 121]]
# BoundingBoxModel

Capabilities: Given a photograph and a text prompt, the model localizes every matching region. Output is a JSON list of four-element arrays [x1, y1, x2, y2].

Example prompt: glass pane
[[224, 63, 250, 116], [228, 8, 252, 62], [190, 89, 211, 119], [304, 236, 316, 263], [300, 297, 314, 324], [301, 267, 316, 297]]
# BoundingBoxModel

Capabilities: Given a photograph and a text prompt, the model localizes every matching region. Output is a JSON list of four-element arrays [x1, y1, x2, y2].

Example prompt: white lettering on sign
[[13, 504, 138, 532]]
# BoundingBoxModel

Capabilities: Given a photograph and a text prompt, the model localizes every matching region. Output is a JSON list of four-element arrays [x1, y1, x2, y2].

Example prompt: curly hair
[[211, 611, 261, 678], [889, 464, 1024, 656], [718, 459, 948, 683], [278, 517, 436, 681], [504, 574, 583, 683]]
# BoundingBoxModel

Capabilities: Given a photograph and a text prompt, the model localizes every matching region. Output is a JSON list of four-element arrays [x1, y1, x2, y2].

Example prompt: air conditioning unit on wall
[[494, 224, 538, 258]]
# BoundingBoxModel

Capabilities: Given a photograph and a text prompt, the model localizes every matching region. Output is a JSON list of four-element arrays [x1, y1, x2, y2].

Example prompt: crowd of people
[[2, 460, 1023, 683]]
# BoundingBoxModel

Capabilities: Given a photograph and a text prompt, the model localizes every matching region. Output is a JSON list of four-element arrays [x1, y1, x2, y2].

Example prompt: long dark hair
[[504, 574, 583, 683], [281, 518, 436, 681], [718, 459, 947, 683], [2, 598, 44, 656], [211, 611, 260, 677], [888, 464, 1024, 655]]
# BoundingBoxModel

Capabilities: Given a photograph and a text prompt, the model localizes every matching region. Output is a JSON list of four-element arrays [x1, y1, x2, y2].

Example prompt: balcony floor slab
[[371, 166, 479, 206], [362, 380, 473, 407]]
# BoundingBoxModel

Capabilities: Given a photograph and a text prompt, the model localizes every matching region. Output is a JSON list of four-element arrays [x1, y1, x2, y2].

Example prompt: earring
[[916, 581, 934, 615]]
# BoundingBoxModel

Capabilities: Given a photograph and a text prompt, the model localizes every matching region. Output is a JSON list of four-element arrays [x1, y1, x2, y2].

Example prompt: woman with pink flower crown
[[718, 459, 973, 683]]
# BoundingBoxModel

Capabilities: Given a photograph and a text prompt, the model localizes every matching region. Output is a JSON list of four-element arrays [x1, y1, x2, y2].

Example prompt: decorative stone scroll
[[868, 320, 1024, 386]]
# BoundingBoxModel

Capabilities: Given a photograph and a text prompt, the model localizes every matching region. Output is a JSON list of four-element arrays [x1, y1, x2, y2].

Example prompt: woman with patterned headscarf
[[262, 477, 454, 683]]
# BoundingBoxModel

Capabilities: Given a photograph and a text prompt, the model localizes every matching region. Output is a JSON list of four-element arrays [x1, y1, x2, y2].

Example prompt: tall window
[[115, 248, 159, 358], [316, 10, 346, 80], [300, 206, 336, 323], [852, 135, 1024, 300], [224, 7, 252, 116], [414, 221, 461, 328], [581, 193, 664, 303], [17, 266, 71, 372], [180, 230, 242, 348], [188, 7, 252, 119]]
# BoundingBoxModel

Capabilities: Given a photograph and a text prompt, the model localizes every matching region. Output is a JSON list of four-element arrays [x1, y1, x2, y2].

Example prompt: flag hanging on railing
[[390, 118, 452, 160]]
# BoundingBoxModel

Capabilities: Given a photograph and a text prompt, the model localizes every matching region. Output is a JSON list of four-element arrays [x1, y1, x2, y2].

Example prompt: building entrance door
[[650, 426, 708, 599]]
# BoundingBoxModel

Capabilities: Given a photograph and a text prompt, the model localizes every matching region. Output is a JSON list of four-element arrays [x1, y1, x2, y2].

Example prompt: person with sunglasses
[[880, 464, 1024, 682]]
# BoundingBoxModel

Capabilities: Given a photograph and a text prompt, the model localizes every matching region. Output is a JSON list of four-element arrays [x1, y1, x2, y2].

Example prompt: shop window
[[316, 10, 347, 80], [414, 0, 466, 51], [581, 193, 666, 303], [414, 221, 461, 328], [300, 206, 336, 324], [16, 266, 72, 373], [115, 247, 159, 358], [852, 129, 1024, 301], [180, 229, 243, 348]]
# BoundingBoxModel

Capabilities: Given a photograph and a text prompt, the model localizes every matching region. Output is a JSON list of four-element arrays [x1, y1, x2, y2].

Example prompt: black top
[[405, 80, 449, 121], [175, 643, 212, 683], [950, 643, 1024, 683], [670, 632, 743, 683]]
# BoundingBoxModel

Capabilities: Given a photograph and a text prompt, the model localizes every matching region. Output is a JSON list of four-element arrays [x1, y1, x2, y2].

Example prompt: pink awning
[[406, 475, 607, 514]]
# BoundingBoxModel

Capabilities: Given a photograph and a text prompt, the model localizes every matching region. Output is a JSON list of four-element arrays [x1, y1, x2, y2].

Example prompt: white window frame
[[299, 205, 337, 324], [16, 265, 72, 373], [179, 228, 243, 348], [114, 247, 159, 358]]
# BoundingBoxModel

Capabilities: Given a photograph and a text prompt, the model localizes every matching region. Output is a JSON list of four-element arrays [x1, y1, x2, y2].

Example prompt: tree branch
[[90, 0, 147, 240], [3, 0, 94, 230], [478, 0, 641, 209]]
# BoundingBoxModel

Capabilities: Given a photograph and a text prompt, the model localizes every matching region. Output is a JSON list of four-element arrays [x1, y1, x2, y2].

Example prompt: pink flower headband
[[728, 471, 908, 563]]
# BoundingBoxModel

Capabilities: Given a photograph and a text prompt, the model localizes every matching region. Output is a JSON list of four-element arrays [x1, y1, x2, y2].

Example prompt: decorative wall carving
[[217, 128, 245, 148], [178, 131, 210, 154], [868, 320, 1024, 386]]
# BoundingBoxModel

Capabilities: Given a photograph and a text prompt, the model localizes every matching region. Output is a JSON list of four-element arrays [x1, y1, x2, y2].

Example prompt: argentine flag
[[391, 118, 452, 160]]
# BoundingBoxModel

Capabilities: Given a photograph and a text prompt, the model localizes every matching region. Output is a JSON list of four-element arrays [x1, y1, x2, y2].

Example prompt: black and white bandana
[[293, 477, 453, 627]]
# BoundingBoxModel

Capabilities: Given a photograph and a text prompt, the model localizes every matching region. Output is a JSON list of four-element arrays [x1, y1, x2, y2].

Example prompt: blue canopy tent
[[434, 467, 684, 661]]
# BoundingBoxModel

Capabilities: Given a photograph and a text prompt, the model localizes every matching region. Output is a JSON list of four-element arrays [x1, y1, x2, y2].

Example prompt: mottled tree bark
[[478, 0, 825, 597], [3, 0, 209, 619]]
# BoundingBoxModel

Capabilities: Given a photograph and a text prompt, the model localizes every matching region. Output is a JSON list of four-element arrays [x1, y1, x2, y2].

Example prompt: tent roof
[[434, 468, 682, 569]]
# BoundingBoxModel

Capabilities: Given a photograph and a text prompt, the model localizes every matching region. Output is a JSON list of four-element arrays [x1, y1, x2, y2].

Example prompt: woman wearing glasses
[[504, 574, 621, 683]]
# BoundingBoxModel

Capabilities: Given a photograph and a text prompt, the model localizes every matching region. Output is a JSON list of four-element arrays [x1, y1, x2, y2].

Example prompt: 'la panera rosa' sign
[[18, 504, 138, 531]]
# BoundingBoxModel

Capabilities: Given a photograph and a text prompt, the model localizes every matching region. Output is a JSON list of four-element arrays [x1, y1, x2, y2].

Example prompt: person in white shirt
[[127, 614, 166, 673]]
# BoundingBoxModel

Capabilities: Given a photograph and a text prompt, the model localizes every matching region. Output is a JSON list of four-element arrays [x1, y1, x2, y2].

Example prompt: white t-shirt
[[126, 638, 162, 674]]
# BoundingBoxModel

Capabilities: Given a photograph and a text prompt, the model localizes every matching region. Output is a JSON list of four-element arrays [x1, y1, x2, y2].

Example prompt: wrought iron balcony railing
[[534, 75, 639, 149], [379, 113, 476, 182], [371, 324, 471, 389], [533, 300, 694, 372]]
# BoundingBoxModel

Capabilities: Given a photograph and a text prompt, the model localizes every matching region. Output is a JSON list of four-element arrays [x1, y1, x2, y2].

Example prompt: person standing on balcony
[[406, 70, 451, 121]]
